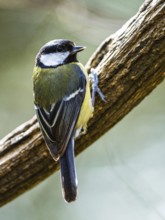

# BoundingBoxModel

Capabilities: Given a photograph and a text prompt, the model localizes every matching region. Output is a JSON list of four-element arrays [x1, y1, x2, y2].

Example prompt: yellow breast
[[76, 64, 94, 132]]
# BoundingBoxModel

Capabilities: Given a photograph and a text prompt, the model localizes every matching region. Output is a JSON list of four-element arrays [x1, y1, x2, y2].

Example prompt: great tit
[[33, 39, 103, 203]]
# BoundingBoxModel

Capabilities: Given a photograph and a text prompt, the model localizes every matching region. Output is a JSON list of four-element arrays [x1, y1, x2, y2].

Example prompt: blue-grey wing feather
[[35, 71, 86, 159]]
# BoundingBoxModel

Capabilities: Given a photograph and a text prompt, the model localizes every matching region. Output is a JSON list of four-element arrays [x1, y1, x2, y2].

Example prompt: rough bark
[[0, 0, 165, 207]]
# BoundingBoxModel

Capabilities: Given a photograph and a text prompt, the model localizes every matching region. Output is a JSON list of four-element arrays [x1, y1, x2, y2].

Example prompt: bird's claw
[[89, 68, 106, 106]]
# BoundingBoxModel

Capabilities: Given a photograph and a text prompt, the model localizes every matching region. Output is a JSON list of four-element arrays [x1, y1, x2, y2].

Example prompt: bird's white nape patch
[[40, 52, 69, 67]]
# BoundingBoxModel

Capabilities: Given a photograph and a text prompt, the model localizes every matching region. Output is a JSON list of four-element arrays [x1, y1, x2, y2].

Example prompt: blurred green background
[[0, 0, 165, 219]]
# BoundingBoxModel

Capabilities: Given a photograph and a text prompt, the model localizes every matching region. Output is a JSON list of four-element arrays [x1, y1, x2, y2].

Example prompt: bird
[[32, 39, 96, 203]]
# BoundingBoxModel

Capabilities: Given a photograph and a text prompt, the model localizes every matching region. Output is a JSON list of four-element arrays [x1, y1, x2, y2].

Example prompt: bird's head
[[36, 39, 86, 68]]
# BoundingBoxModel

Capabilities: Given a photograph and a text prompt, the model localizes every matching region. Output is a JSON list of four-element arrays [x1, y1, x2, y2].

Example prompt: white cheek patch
[[40, 52, 69, 67]]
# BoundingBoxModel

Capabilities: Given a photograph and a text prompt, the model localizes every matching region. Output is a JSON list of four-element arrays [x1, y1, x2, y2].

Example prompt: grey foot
[[89, 68, 106, 106]]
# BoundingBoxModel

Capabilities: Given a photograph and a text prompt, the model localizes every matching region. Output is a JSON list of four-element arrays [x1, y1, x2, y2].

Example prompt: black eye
[[56, 45, 66, 52]]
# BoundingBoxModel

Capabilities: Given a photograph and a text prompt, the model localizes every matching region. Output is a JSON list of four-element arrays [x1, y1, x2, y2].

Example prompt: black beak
[[71, 45, 86, 54]]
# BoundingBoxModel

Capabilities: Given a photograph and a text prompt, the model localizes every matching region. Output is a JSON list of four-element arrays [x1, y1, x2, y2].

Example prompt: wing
[[35, 71, 86, 160]]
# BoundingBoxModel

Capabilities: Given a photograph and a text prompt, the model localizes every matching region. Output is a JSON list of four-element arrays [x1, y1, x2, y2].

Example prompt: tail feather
[[60, 138, 77, 202]]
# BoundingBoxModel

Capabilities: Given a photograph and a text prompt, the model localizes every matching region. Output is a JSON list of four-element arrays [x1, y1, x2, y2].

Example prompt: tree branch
[[0, 0, 165, 207]]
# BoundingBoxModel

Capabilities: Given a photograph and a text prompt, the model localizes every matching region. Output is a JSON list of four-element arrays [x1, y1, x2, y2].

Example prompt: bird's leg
[[89, 68, 106, 106]]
